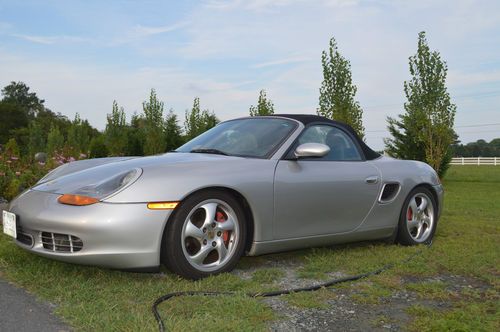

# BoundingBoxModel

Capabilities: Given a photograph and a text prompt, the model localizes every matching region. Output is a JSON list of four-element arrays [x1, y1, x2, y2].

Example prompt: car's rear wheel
[[396, 187, 437, 245], [163, 190, 246, 279]]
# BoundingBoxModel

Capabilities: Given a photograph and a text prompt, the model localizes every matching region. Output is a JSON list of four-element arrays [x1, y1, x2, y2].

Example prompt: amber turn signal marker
[[58, 194, 99, 206], [147, 202, 179, 210]]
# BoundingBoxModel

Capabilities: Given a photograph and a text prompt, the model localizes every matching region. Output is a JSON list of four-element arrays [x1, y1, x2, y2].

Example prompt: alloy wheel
[[181, 199, 239, 272], [405, 192, 434, 243]]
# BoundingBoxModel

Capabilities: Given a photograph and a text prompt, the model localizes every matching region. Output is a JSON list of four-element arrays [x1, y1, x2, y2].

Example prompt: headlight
[[58, 168, 142, 206]]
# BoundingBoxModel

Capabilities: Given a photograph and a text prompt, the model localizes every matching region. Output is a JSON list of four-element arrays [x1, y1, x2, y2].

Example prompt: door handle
[[365, 176, 379, 184]]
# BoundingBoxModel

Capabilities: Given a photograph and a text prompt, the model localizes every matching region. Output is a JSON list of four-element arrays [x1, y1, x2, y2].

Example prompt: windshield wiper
[[189, 148, 230, 156]]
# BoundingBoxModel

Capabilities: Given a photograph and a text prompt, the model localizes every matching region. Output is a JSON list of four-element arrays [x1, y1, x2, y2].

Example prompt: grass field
[[0, 166, 499, 331]]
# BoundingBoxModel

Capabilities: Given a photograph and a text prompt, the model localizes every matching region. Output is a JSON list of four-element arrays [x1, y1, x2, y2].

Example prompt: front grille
[[41, 232, 83, 253]]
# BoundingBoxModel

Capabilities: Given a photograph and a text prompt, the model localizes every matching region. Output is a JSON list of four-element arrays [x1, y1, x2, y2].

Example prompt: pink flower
[[10, 156, 19, 160], [80, 153, 87, 158], [57, 160, 64, 165], [15, 171, 21, 176], [69, 157, 76, 162]]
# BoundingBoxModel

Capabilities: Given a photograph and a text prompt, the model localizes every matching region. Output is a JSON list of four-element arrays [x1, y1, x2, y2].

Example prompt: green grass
[[284, 288, 333, 309], [251, 268, 285, 284], [405, 280, 451, 301], [407, 302, 499, 332], [0, 166, 499, 331]]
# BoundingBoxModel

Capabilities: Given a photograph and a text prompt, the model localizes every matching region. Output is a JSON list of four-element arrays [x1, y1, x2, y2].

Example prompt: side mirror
[[294, 143, 330, 159]]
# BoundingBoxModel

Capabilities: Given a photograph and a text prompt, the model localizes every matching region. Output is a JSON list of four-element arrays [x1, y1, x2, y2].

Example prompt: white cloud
[[111, 21, 190, 45], [133, 21, 190, 37], [203, 0, 305, 11], [11, 34, 90, 45], [448, 69, 500, 88], [252, 55, 312, 68], [323, 0, 359, 8]]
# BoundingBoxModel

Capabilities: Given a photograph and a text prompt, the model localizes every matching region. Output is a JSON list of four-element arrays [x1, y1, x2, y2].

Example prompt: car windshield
[[175, 118, 297, 158]]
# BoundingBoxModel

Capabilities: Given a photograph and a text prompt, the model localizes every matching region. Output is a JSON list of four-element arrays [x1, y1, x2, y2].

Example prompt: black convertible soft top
[[274, 114, 381, 160]]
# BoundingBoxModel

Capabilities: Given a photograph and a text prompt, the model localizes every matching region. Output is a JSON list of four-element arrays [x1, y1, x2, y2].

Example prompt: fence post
[[462, 157, 464, 165], [495, 157, 497, 166]]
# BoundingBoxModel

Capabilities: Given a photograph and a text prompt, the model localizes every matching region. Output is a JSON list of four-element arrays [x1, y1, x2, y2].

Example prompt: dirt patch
[[232, 257, 495, 331]]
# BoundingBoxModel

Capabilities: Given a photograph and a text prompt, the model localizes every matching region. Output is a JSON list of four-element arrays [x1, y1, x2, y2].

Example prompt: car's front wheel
[[163, 190, 246, 279], [397, 187, 437, 245]]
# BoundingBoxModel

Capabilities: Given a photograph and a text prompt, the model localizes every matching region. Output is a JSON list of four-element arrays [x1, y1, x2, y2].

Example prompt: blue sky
[[1, 0, 499, 150]]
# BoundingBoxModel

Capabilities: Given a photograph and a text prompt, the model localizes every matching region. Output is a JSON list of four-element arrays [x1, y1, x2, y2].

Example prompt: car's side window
[[298, 125, 362, 161]]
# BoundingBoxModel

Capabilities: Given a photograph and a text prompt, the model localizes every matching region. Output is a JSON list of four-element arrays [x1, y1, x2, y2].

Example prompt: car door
[[273, 124, 381, 239]]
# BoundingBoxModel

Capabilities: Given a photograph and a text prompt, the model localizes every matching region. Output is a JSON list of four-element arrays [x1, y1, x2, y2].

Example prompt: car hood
[[31, 153, 242, 197]]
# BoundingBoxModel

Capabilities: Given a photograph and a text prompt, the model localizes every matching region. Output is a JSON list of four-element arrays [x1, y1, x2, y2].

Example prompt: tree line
[[0, 84, 273, 159], [1, 31, 473, 178], [452, 139, 500, 157]]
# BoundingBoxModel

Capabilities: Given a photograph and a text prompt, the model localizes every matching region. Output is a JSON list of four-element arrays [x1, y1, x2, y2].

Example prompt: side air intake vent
[[379, 183, 400, 203]]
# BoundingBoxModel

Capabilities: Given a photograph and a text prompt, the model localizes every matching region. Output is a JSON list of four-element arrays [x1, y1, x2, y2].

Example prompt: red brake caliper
[[407, 207, 413, 221], [216, 211, 230, 244]]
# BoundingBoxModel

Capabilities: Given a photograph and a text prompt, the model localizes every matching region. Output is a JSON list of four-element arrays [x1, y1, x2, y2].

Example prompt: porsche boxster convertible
[[3, 114, 443, 279]]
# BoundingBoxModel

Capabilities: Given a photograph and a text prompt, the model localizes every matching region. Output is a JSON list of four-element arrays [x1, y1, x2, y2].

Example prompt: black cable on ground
[[152, 242, 432, 332]]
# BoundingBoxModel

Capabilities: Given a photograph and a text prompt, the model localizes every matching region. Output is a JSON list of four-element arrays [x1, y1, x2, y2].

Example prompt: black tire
[[162, 190, 247, 280], [396, 186, 438, 246]]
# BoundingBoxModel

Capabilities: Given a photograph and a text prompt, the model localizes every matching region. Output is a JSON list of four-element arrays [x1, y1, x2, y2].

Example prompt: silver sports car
[[3, 115, 443, 279]]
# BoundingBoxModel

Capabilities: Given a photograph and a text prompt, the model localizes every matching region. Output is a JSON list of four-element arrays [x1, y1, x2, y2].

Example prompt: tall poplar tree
[[66, 113, 90, 156], [46, 124, 64, 155], [142, 89, 166, 155], [385, 32, 456, 177], [184, 97, 219, 140], [105, 100, 127, 156], [318, 37, 364, 138], [249, 89, 274, 116]]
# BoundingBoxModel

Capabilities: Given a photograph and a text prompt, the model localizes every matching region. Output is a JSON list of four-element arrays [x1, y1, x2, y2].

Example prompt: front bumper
[[6, 190, 172, 270]]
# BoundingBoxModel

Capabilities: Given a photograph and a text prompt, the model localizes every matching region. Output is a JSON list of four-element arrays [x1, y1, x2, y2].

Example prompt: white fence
[[451, 157, 499, 166]]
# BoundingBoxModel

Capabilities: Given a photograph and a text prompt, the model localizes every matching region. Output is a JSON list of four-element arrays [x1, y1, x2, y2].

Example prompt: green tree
[[1, 81, 44, 117], [27, 120, 46, 158], [0, 101, 29, 144], [249, 89, 274, 116], [164, 110, 184, 151], [184, 97, 202, 140], [4, 138, 20, 158], [201, 111, 219, 133], [490, 138, 500, 150], [452, 138, 500, 157], [105, 100, 128, 156], [142, 89, 166, 155], [184, 97, 219, 140], [125, 112, 145, 156], [318, 37, 365, 138], [385, 32, 456, 177], [89, 134, 109, 158], [66, 113, 90, 156], [46, 124, 65, 155]]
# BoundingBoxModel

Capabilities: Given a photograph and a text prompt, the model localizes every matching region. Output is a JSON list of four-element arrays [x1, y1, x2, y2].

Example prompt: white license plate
[[2, 210, 17, 238]]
